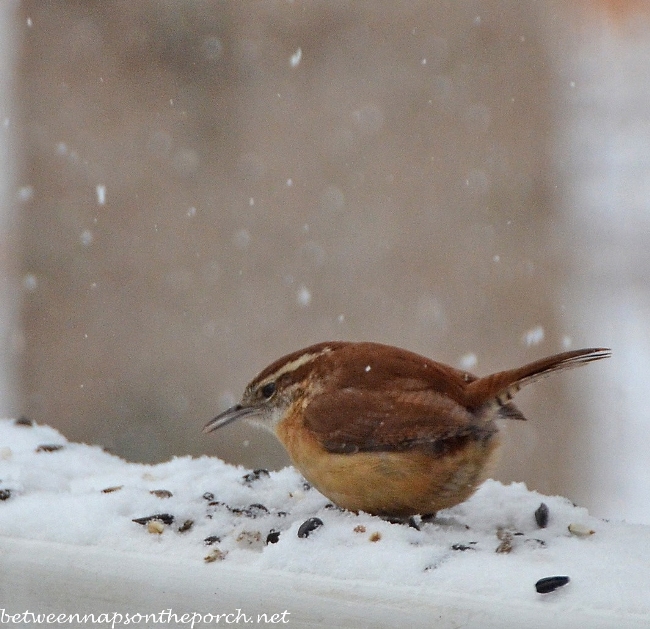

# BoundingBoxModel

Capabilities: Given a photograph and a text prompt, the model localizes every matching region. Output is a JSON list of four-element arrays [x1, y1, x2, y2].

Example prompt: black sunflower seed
[[298, 517, 323, 538], [242, 469, 270, 483], [132, 513, 174, 525], [535, 575, 570, 594], [535, 502, 549, 528], [266, 530, 281, 544], [36, 444, 64, 453]]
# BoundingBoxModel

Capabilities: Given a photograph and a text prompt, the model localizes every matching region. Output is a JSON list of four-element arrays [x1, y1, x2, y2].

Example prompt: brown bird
[[204, 342, 610, 518]]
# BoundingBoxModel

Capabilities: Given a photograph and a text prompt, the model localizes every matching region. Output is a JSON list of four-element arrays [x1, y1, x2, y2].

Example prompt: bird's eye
[[260, 382, 276, 399]]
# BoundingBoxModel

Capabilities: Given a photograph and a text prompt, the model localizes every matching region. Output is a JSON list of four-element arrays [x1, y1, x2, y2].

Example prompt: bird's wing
[[303, 387, 495, 454]]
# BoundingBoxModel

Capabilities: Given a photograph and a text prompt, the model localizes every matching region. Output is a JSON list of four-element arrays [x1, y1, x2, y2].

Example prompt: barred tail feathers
[[464, 348, 611, 419]]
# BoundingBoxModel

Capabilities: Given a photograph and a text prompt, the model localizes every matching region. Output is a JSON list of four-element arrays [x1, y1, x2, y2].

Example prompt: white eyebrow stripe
[[263, 347, 333, 382]]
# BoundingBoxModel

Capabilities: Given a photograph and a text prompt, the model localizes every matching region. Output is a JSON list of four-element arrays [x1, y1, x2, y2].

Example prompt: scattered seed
[[231, 503, 269, 518], [132, 513, 174, 526], [202, 492, 215, 501], [302, 481, 312, 491], [353, 525, 367, 533], [568, 523, 595, 537], [424, 562, 438, 572], [496, 528, 514, 554], [178, 519, 194, 533], [535, 502, 549, 528], [266, 530, 281, 544], [36, 444, 64, 453], [101, 486, 123, 494], [242, 469, 270, 483], [452, 543, 475, 551], [298, 517, 323, 538], [525, 538, 547, 549], [383, 515, 420, 529], [147, 519, 165, 534], [204, 548, 227, 563], [14, 417, 33, 427], [0, 489, 11, 501], [150, 489, 173, 499], [535, 575, 570, 594], [204, 535, 221, 546], [236, 531, 262, 545], [369, 532, 381, 542], [496, 539, 512, 554]]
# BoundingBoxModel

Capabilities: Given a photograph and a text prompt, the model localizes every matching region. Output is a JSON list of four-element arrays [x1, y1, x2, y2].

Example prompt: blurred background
[[1, 1, 648, 523]]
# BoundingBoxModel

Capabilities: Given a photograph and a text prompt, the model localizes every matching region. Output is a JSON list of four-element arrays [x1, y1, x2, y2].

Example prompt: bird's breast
[[274, 406, 500, 517]]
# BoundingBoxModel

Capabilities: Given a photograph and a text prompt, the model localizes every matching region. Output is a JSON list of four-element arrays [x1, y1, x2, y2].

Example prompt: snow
[[521, 325, 545, 347], [1, 418, 649, 627], [290, 48, 302, 68], [96, 184, 106, 205], [458, 352, 478, 370], [296, 285, 312, 307]]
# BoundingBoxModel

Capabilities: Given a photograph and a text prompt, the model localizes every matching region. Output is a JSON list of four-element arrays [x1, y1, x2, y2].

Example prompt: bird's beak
[[203, 403, 259, 434]]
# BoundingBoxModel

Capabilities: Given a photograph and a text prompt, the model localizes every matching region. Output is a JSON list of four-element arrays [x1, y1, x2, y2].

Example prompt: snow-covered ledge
[[1, 419, 649, 629]]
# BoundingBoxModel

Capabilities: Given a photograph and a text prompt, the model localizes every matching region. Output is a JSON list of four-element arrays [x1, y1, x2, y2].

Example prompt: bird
[[203, 341, 610, 518]]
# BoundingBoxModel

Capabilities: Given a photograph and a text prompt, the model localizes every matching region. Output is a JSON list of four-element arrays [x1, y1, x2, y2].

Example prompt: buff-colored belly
[[276, 419, 499, 517]]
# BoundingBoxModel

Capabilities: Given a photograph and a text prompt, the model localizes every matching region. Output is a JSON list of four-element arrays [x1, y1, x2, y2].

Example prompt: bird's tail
[[464, 347, 611, 420]]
